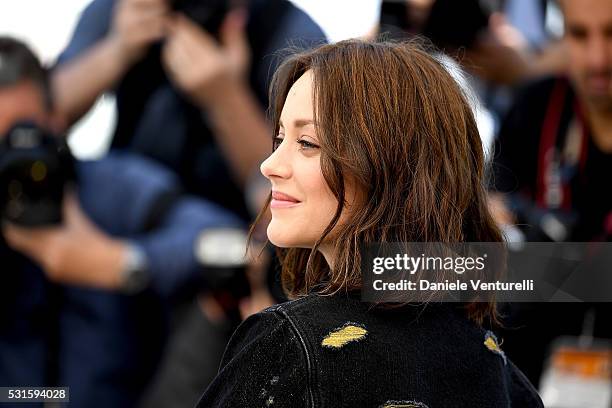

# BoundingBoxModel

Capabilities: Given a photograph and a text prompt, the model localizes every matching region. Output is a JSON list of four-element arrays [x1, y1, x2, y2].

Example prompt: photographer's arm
[[2, 193, 242, 296], [162, 12, 271, 186], [52, 39, 133, 130], [132, 197, 243, 297], [52, 0, 168, 130], [2, 194, 126, 290], [202, 78, 273, 187]]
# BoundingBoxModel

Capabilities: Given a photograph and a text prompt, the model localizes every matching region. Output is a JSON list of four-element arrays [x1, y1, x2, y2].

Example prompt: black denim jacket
[[197, 294, 543, 407]]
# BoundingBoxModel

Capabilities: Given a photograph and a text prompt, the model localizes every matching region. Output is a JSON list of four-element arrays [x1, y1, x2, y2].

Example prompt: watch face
[[124, 268, 149, 294], [121, 244, 150, 294], [195, 228, 248, 267]]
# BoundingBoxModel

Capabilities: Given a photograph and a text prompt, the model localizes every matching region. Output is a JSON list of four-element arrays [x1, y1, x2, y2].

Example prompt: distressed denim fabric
[[197, 294, 544, 407]]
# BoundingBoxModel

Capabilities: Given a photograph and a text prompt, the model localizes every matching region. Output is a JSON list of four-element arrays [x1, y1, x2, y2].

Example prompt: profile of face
[[260, 70, 341, 249], [562, 0, 612, 109], [0, 80, 47, 136]]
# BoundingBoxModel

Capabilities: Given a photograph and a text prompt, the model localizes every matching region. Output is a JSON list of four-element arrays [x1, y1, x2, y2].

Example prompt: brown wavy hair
[[254, 40, 503, 324]]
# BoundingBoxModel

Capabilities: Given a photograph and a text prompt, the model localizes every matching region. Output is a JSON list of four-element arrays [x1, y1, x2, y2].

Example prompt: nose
[[586, 34, 610, 72], [260, 142, 292, 181]]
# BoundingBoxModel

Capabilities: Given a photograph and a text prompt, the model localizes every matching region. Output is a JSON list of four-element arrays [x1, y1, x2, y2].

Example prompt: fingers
[[162, 44, 188, 78], [220, 9, 250, 75], [136, 17, 168, 43], [172, 14, 218, 53], [3, 221, 69, 282], [122, 8, 168, 43], [118, 0, 169, 27], [63, 192, 86, 226], [162, 19, 195, 78], [113, 0, 171, 58], [121, 0, 169, 14], [161, 11, 250, 102], [162, 13, 217, 80], [164, 10, 248, 62], [2, 223, 50, 261], [220, 8, 248, 50]]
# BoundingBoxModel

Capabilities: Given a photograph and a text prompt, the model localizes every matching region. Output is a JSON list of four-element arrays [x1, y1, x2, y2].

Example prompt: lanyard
[[536, 79, 589, 211]]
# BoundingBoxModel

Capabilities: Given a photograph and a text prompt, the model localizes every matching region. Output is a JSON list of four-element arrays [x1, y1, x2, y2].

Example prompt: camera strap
[[536, 78, 589, 212]]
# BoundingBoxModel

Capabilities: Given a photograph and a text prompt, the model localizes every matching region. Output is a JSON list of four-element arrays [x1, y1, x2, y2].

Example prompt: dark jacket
[[197, 293, 543, 407]]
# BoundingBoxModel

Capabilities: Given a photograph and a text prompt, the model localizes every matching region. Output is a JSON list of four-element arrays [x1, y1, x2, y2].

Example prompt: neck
[[317, 244, 335, 271]]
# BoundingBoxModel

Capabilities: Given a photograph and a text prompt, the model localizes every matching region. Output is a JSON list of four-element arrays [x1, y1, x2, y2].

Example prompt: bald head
[[559, 0, 612, 110]]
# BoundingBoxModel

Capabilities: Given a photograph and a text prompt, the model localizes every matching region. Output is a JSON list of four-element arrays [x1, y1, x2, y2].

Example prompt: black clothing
[[197, 294, 543, 407]]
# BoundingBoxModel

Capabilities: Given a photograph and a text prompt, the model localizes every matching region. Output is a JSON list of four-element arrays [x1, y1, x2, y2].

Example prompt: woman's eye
[[272, 136, 284, 151], [298, 139, 319, 150]]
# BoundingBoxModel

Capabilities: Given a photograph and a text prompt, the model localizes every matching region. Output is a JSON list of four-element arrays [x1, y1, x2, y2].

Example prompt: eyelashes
[[297, 139, 319, 150], [272, 135, 320, 152], [272, 136, 283, 151]]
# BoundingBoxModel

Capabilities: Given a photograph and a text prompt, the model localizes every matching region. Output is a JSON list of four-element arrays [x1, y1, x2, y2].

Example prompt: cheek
[[565, 43, 584, 67], [306, 170, 337, 217], [302, 161, 339, 234], [565, 48, 587, 85], [0, 99, 46, 135], [266, 158, 339, 247]]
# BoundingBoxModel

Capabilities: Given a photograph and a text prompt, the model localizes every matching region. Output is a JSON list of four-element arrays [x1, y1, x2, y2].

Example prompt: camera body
[[507, 193, 578, 242], [0, 122, 75, 226], [172, 0, 230, 37]]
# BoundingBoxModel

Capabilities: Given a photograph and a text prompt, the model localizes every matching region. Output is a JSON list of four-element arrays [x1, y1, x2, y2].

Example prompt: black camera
[[173, 0, 230, 37], [507, 193, 579, 242], [0, 122, 75, 226]]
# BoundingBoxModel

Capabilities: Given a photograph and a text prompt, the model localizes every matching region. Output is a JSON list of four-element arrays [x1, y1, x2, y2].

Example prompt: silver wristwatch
[[119, 243, 150, 294]]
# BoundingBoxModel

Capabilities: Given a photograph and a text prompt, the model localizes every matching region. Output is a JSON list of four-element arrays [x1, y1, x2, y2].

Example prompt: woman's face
[[260, 70, 340, 248]]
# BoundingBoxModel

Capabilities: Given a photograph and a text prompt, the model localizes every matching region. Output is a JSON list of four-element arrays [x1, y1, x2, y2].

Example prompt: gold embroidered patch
[[321, 323, 367, 348], [484, 330, 507, 364], [484, 336, 500, 353]]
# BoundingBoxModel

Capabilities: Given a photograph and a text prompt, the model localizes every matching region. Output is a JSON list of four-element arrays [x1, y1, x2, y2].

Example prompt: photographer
[[52, 0, 326, 219], [0, 37, 243, 407], [488, 0, 612, 387]]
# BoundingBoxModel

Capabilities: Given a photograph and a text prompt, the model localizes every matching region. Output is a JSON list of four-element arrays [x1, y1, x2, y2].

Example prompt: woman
[[197, 40, 543, 407]]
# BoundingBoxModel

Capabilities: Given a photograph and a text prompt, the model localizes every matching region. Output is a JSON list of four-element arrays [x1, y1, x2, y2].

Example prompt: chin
[[266, 222, 293, 248], [266, 221, 312, 248]]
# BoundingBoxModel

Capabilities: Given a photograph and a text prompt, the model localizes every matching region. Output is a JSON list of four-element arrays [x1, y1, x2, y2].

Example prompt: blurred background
[[0, 0, 610, 407], [0, 0, 382, 159]]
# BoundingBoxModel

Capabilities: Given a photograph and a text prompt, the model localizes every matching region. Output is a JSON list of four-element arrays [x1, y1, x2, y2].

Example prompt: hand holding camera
[[109, 0, 170, 67], [0, 123, 130, 291], [3, 193, 127, 290], [162, 8, 250, 106]]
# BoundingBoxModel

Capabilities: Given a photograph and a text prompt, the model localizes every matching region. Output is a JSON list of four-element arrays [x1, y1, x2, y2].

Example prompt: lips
[[271, 191, 300, 208]]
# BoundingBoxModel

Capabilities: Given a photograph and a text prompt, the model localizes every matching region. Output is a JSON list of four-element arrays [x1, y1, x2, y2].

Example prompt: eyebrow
[[279, 118, 315, 129]]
